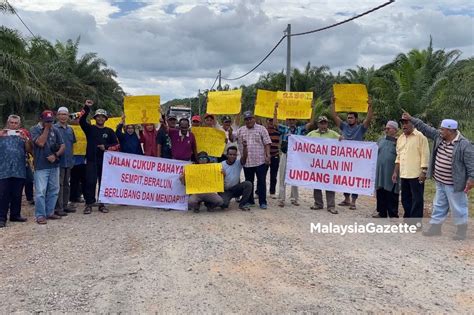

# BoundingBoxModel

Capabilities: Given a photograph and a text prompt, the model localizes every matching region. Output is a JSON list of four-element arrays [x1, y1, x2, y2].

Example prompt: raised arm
[[79, 100, 94, 134], [362, 97, 374, 129], [330, 96, 343, 128], [402, 112, 440, 140]]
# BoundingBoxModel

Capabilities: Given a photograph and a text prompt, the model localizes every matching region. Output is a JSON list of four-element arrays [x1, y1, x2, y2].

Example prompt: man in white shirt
[[220, 143, 252, 211]]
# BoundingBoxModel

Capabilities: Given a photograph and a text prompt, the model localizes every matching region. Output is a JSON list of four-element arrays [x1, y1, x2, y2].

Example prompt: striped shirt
[[266, 126, 280, 157], [433, 134, 459, 185]]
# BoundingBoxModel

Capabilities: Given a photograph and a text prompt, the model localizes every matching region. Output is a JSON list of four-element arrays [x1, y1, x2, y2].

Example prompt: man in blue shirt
[[330, 96, 373, 210], [0, 115, 32, 228], [30, 110, 65, 224], [54, 107, 77, 216], [274, 103, 308, 208]]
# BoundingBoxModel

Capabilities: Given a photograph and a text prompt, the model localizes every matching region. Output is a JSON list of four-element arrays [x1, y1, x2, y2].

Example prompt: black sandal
[[84, 206, 92, 214], [98, 205, 109, 213]]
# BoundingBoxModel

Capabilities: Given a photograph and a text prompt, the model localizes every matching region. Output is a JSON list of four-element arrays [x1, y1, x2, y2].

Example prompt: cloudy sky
[[2, 0, 473, 101]]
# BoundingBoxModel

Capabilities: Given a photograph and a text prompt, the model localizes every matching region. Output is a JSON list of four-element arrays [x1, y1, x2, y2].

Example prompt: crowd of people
[[0, 98, 472, 240]]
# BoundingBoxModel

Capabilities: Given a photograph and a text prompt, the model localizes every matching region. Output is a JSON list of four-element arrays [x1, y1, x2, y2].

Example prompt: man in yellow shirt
[[392, 116, 430, 228]]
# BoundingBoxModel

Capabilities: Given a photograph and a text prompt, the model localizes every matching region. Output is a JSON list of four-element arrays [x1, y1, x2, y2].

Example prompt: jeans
[[266, 155, 279, 195], [34, 168, 60, 218], [188, 193, 223, 210], [84, 161, 103, 205], [430, 182, 468, 225], [313, 189, 335, 209], [0, 177, 25, 223], [220, 181, 252, 208], [376, 188, 399, 218], [278, 153, 298, 202], [244, 164, 268, 206], [401, 178, 424, 224], [56, 167, 71, 211]]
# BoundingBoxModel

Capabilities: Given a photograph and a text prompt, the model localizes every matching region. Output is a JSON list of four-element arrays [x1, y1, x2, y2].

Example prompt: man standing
[[156, 114, 177, 159], [0, 116, 32, 228], [402, 113, 473, 240], [54, 107, 76, 216], [276, 103, 307, 208], [191, 115, 201, 128], [373, 121, 400, 218], [220, 144, 252, 211], [168, 118, 197, 162], [307, 116, 342, 214], [392, 115, 429, 227], [265, 117, 280, 199], [236, 111, 272, 209], [331, 97, 373, 210], [80, 100, 120, 214], [30, 110, 65, 224]]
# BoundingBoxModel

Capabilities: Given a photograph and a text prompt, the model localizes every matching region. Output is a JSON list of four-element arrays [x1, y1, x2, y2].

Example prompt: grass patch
[[424, 179, 474, 217]]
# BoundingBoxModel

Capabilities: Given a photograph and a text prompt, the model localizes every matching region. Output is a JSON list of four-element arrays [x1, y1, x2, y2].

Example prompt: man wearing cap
[[392, 115, 429, 228], [331, 97, 374, 210], [307, 116, 342, 214], [80, 100, 120, 214], [54, 107, 77, 216], [180, 151, 224, 213], [191, 115, 201, 128], [236, 111, 272, 209], [373, 121, 400, 218], [0, 115, 32, 228], [156, 114, 177, 159], [402, 112, 473, 240], [30, 110, 66, 224]]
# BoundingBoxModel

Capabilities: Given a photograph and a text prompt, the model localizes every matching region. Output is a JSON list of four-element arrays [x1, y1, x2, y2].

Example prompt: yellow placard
[[124, 95, 160, 124], [276, 91, 313, 120], [192, 127, 226, 157], [254, 89, 277, 118], [333, 84, 368, 113], [92, 117, 122, 130], [207, 89, 242, 114], [185, 163, 224, 194], [71, 125, 86, 156]]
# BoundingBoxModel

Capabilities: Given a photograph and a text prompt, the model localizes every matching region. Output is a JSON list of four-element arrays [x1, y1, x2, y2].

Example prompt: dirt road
[[0, 189, 472, 313]]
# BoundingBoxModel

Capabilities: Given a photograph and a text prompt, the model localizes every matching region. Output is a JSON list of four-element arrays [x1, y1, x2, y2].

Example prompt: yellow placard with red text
[[333, 84, 368, 113], [255, 89, 313, 120], [184, 163, 224, 194], [277, 91, 313, 119], [124, 95, 160, 124], [207, 89, 242, 114]]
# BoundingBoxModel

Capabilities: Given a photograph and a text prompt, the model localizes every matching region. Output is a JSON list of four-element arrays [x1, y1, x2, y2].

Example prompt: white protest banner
[[99, 151, 190, 210], [285, 136, 378, 196]]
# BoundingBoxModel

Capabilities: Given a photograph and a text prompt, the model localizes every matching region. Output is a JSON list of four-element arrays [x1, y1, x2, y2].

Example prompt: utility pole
[[218, 69, 222, 90], [285, 24, 291, 92]]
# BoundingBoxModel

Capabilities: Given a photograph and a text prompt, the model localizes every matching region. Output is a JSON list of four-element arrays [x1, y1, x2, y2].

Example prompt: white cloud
[[2, 0, 473, 101]]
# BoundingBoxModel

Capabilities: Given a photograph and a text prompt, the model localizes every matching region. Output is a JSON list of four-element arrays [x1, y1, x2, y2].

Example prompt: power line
[[291, 0, 395, 37], [221, 35, 286, 81], [220, 0, 395, 82], [6, 0, 36, 38]]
